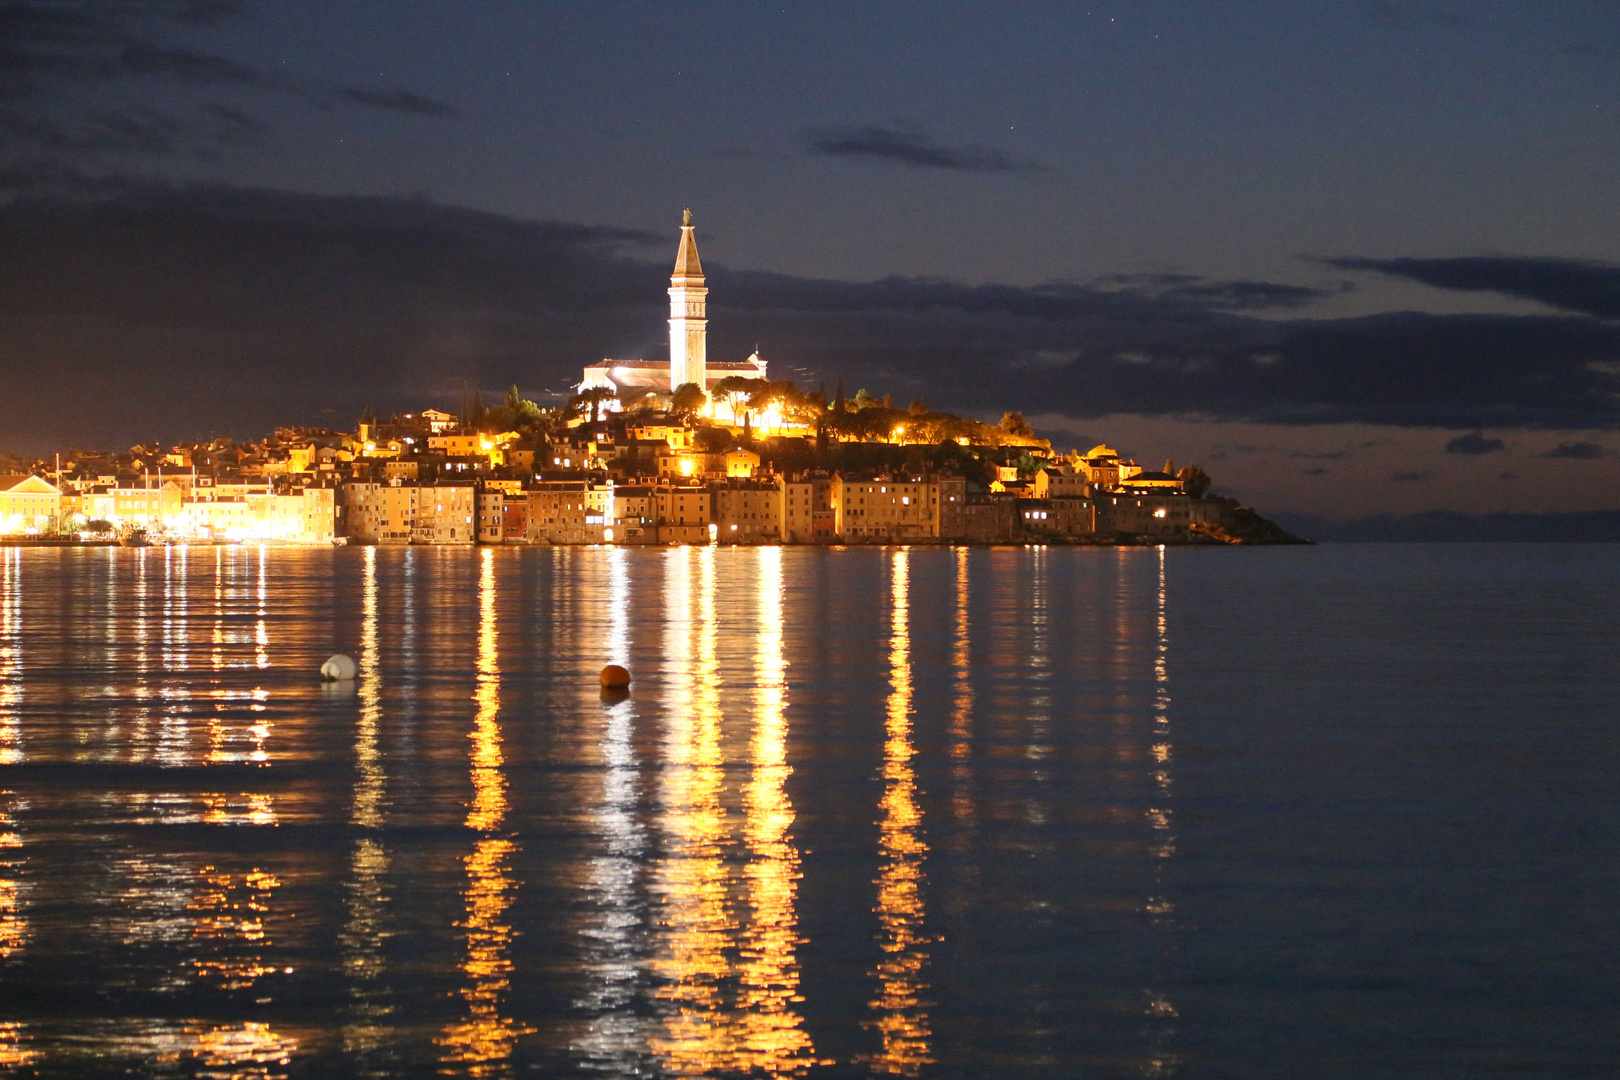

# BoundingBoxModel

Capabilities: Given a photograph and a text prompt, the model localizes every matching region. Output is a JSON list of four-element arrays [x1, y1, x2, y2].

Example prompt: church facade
[[577, 211, 768, 400]]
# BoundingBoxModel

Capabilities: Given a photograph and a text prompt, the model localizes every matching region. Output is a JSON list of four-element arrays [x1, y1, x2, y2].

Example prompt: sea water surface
[[0, 543, 1615, 1078]]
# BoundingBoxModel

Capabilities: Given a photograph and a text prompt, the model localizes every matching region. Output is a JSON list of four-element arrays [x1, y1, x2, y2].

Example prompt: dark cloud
[[1391, 471, 1431, 482], [1330, 256, 1620, 320], [0, 0, 453, 193], [335, 87, 457, 116], [1544, 441, 1603, 459], [4, 186, 1620, 451], [1092, 273, 1340, 312], [800, 125, 1044, 174], [1445, 431, 1505, 454]]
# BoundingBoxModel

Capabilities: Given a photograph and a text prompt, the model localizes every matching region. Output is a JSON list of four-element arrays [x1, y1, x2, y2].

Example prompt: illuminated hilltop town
[[1, 214, 1298, 546]]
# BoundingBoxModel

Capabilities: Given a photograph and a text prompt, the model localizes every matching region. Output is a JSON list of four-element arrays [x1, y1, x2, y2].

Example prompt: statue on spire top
[[683, 208, 691, 226]]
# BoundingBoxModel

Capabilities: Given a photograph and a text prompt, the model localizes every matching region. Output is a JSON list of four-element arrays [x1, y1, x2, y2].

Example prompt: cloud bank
[[1330, 256, 1620, 320], [1445, 432, 1505, 455], [0, 0, 455, 193], [3, 186, 1620, 451]]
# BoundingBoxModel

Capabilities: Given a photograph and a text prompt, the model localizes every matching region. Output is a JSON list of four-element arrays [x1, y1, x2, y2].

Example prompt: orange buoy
[[599, 664, 631, 689]]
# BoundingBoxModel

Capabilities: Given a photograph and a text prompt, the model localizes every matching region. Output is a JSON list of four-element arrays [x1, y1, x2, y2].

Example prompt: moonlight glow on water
[[0, 544, 1614, 1077]]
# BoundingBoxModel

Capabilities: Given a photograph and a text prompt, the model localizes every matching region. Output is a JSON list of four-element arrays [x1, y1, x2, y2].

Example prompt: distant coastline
[[1273, 509, 1620, 543]]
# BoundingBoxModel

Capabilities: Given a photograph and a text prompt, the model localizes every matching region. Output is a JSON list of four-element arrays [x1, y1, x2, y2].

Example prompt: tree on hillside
[[569, 386, 617, 424], [712, 375, 761, 421], [670, 382, 706, 421], [999, 411, 1034, 438], [504, 385, 546, 429], [1177, 465, 1213, 498], [748, 379, 818, 425]]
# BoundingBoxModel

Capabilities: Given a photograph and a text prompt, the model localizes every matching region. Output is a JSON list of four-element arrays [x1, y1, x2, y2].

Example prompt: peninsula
[[2, 215, 1302, 548]]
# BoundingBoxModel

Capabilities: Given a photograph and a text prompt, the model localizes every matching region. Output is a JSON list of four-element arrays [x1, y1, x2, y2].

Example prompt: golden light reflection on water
[[0, 548, 19, 765], [650, 545, 818, 1076], [571, 544, 652, 1068], [0, 552, 24, 1065], [1142, 546, 1181, 1077], [0, 1021, 34, 1069], [343, 545, 392, 1062], [439, 547, 532, 1074], [187, 867, 282, 990], [184, 1020, 297, 1079], [865, 548, 932, 1076], [651, 545, 734, 1073], [944, 548, 979, 917], [735, 546, 815, 1073], [254, 545, 269, 670], [0, 799, 27, 966], [949, 547, 973, 792], [0, 544, 1205, 1073]]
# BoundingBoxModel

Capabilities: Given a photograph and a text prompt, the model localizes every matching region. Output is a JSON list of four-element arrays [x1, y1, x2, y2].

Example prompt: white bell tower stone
[[668, 209, 707, 393]]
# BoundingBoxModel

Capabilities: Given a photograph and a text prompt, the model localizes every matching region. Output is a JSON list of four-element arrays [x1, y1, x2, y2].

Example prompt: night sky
[[3, 0, 1618, 518]]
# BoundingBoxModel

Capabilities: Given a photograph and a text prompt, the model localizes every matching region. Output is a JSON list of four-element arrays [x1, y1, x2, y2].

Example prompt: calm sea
[[0, 543, 1614, 1079]]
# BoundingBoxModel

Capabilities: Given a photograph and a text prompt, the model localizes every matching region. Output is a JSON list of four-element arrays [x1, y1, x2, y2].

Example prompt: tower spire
[[669, 210, 708, 392]]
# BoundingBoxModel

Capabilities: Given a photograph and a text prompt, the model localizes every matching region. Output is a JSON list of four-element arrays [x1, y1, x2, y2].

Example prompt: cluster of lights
[[0, 513, 45, 535]]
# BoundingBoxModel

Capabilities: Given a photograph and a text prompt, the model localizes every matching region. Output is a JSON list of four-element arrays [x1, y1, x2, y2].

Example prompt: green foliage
[[504, 385, 546, 429], [1177, 464, 1213, 498], [712, 375, 759, 399], [573, 386, 618, 424], [670, 382, 706, 419], [999, 411, 1034, 438], [696, 426, 732, 452], [1013, 452, 1044, 476]]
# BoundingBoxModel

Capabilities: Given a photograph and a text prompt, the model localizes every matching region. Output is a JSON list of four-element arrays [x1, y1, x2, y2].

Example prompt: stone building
[[341, 483, 473, 544], [713, 480, 783, 542], [1094, 492, 1211, 537], [655, 485, 713, 544], [525, 482, 609, 544], [831, 476, 941, 542]]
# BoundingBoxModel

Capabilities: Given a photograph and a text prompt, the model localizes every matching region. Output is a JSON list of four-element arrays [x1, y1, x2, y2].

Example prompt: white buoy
[[321, 654, 358, 682]]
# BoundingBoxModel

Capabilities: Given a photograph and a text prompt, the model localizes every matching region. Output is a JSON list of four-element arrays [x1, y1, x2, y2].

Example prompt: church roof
[[0, 474, 57, 494], [583, 358, 667, 371], [672, 211, 704, 285]]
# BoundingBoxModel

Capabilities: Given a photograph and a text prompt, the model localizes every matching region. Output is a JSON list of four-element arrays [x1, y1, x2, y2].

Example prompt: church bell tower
[[668, 209, 707, 393]]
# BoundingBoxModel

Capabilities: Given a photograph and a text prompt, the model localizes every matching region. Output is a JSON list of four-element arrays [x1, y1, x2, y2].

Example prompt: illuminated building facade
[[0, 475, 60, 534], [1094, 492, 1211, 535], [780, 477, 834, 543], [524, 483, 610, 544], [712, 481, 783, 541], [607, 486, 657, 544], [654, 486, 714, 544], [830, 477, 941, 542], [341, 483, 474, 544]]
